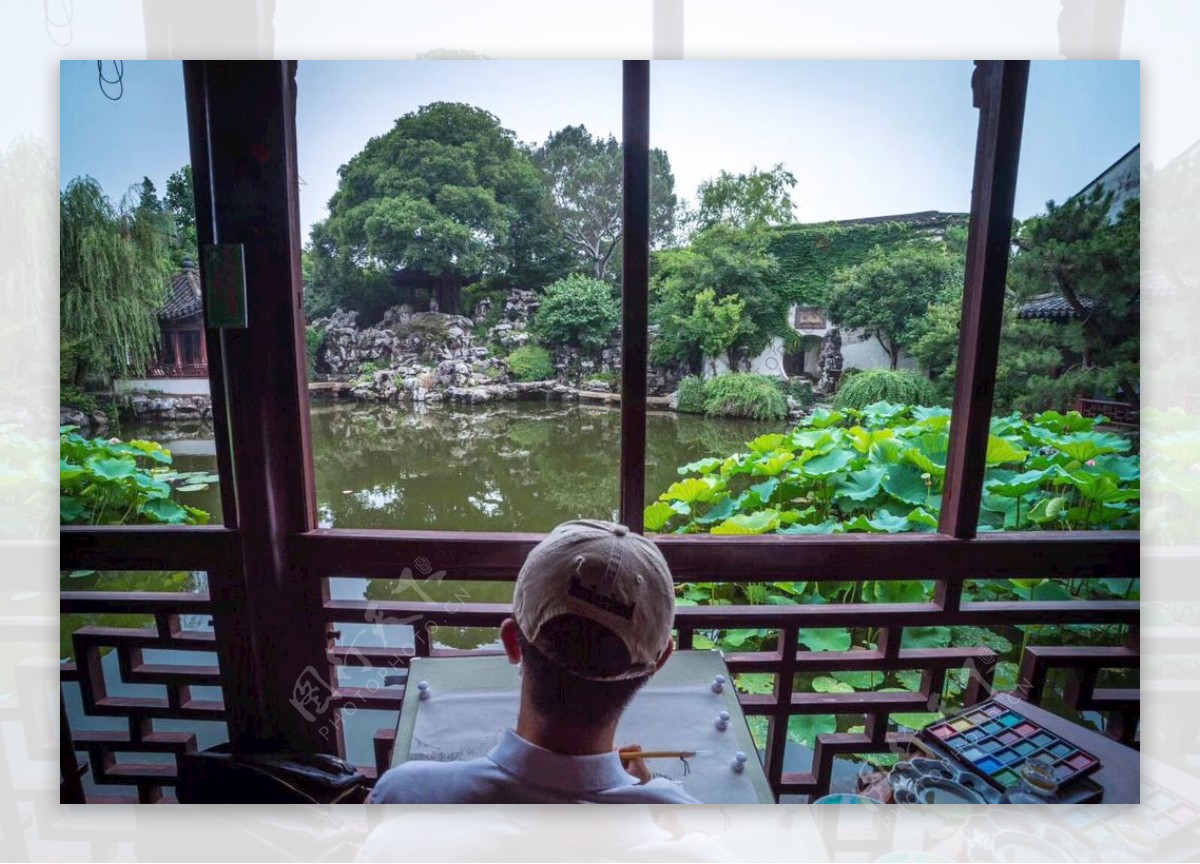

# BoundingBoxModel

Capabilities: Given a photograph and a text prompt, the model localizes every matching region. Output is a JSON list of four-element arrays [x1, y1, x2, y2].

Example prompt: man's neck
[[515, 704, 618, 756]]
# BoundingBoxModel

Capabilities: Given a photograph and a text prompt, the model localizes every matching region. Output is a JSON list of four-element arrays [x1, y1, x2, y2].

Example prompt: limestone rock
[[815, 328, 844, 397], [60, 407, 90, 429]]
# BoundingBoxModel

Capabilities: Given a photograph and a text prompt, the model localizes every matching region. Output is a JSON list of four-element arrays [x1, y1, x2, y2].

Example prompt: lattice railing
[[60, 527, 242, 804], [145, 362, 209, 379], [60, 589, 226, 803], [307, 529, 1140, 800], [60, 527, 1138, 802], [1076, 397, 1139, 428]]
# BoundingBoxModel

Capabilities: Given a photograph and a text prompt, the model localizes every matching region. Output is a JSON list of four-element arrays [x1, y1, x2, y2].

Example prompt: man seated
[[370, 519, 697, 803]]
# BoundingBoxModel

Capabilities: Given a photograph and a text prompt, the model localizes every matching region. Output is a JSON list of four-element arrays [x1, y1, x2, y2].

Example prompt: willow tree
[[61, 177, 169, 386]]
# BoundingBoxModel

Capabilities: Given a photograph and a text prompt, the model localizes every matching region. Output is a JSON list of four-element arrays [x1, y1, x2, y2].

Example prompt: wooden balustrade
[[61, 525, 1138, 801], [145, 362, 209, 378]]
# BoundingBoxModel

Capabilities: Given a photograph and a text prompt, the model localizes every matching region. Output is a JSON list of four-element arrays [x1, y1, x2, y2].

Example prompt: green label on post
[[203, 243, 247, 329]]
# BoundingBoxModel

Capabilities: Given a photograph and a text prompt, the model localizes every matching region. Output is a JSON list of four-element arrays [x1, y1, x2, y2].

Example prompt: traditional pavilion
[[151, 259, 208, 377]]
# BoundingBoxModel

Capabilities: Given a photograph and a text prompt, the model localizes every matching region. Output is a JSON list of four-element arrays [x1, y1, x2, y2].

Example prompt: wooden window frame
[[61, 60, 1139, 801]]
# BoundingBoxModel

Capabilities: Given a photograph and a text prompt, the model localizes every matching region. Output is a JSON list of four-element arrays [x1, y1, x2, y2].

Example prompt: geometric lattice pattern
[[320, 567, 1140, 801], [60, 591, 228, 803]]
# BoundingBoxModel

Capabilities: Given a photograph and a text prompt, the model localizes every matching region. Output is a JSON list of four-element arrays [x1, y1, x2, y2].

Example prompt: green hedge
[[702, 374, 789, 421], [676, 376, 706, 414], [507, 345, 555, 382], [305, 325, 324, 379], [833, 369, 939, 411]]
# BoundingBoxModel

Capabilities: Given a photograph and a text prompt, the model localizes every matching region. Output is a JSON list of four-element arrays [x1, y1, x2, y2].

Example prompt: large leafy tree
[[650, 225, 788, 374], [534, 124, 677, 280], [534, 274, 621, 354], [690, 163, 797, 233], [319, 102, 553, 315], [907, 292, 1062, 413], [827, 242, 963, 369], [60, 177, 170, 385], [303, 219, 395, 323], [1009, 187, 1139, 408]]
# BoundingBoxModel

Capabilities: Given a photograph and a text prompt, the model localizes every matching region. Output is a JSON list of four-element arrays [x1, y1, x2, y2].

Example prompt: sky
[[60, 59, 1140, 241]]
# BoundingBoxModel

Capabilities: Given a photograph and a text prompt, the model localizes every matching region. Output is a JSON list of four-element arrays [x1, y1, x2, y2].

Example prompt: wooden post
[[620, 60, 650, 533], [939, 61, 1030, 539], [183, 63, 239, 525], [183, 61, 328, 753]]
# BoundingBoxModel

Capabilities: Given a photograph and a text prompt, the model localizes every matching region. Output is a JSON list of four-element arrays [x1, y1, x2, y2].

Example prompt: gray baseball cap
[[512, 519, 676, 681]]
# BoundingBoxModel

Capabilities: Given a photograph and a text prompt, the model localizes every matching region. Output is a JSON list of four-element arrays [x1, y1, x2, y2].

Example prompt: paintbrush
[[618, 749, 703, 760]]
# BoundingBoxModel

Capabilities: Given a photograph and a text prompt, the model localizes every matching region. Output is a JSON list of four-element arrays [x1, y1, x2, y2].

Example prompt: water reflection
[[307, 400, 777, 532]]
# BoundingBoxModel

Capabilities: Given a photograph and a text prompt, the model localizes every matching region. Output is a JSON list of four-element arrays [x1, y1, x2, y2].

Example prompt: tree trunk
[[878, 335, 900, 370]]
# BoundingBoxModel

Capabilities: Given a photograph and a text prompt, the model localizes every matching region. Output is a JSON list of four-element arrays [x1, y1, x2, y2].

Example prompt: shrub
[[353, 359, 385, 383], [507, 345, 556, 382], [60, 383, 98, 415], [833, 369, 939, 411], [774, 377, 814, 409], [534, 275, 620, 352], [304, 325, 324, 379], [702, 373, 789, 421], [676, 376, 706, 414], [405, 314, 451, 341], [584, 371, 620, 390]]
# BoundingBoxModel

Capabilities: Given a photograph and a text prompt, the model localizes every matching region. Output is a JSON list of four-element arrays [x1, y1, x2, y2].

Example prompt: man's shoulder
[[600, 778, 699, 804], [371, 758, 492, 804]]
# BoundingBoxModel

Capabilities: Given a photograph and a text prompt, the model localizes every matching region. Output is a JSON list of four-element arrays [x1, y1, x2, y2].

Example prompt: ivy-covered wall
[[767, 213, 968, 306]]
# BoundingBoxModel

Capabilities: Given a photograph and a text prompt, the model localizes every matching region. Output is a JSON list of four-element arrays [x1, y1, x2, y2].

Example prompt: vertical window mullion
[[619, 60, 651, 532], [939, 61, 1030, 539], [183, 61, 240, 529]]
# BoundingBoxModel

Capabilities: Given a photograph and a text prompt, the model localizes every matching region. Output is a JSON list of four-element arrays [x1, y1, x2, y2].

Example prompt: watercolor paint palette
[[915, 699, 1101, 793]]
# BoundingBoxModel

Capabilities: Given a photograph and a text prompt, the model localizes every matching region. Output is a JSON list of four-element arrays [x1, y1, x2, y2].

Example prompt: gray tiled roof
[[157, 268, 202, 321], [1015, 292, 1096, 322]]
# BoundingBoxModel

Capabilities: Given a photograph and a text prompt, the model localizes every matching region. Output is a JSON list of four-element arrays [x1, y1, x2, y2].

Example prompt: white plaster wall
[[708, 336, 788, 379], [839, 329, 917, 372], [115, 377, 211, 396], [705, 330, 916, 379]]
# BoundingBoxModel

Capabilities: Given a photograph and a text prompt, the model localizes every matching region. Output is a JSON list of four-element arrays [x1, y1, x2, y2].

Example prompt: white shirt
[[370, 728, 699, 804]]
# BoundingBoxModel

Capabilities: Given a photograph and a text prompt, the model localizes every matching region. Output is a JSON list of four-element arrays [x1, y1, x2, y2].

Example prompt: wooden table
[[993, 692, 1139, 803], [390, 650, 775, 803]]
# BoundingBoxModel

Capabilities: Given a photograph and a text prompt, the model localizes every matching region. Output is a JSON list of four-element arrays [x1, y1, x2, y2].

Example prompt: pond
[[145, 398, 781, 534], [116, 399, 778, 618]]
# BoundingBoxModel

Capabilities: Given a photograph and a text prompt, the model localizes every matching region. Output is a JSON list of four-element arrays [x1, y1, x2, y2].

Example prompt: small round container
[[1002, 756, 1060, 803]]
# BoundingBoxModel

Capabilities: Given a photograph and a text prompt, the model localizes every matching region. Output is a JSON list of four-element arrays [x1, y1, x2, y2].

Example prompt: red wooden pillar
[[620, 60, 650, 532], [184, 61, 330, 753], [939, 61, 1030, 539]]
